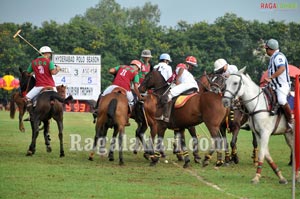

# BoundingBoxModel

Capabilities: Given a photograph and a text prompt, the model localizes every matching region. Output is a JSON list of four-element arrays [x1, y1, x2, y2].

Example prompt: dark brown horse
[[139, 70, 227, 168], [10, 68, 35, 132], [89, 89, 128, 165], [10, 68, 67, 133], [18, 70, 73, 157]]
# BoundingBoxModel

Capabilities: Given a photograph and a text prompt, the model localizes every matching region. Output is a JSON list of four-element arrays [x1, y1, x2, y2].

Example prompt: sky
[[0, 0, 299, 27]]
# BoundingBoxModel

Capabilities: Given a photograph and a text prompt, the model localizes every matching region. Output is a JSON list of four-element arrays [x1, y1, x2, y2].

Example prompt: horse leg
[[283, 132, 293, 166], [265, 151, 288, 184], [108, 128, 118, 162], [43, 120, 52, 153], [150, 126, 166, 166], [179, 132, 190, 168], [230, 128, 239, 164], [173, 131, 183, 161], [56, 120, 64, 157], [27, 120, 39, 156], [134, 121, 148, 156], [18, 102, 26, 132], [187, 126, 201, 164], [89, 125, 102, 161], [219, 125, 229, 166], [251, 131, 259, 166], [118, 127, 125, 165]]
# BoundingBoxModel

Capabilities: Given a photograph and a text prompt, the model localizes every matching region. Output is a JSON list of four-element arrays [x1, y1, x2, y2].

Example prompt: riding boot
[[282, 103, 293, 133], [24, 99, 33, 122], [162, 102, 172, 123]]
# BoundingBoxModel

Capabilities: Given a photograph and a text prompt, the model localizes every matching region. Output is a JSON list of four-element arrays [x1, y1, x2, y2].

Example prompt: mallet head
[[13, 29, 22, 38]]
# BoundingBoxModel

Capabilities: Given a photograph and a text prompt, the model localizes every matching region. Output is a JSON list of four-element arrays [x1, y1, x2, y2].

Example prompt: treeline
[[1, 0, 300, 95]]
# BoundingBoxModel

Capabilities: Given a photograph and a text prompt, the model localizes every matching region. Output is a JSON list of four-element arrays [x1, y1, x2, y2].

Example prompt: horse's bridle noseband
[[223, 74, 243, 101]]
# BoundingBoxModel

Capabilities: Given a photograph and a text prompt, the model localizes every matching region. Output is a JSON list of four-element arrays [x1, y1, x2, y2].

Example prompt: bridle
[[223, 74, 265, 116]]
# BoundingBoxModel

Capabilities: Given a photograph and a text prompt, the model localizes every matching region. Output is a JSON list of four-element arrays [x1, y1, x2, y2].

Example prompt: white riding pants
[[275, 86, 290, 105], [169, 83, 198, 99], [26, 86, 57, 100], [102, 85, 133, 105]]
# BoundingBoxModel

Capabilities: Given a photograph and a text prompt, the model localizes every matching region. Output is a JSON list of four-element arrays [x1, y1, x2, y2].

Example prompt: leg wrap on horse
[[256, 161, 263, 174], [267, 161, 280, 175]]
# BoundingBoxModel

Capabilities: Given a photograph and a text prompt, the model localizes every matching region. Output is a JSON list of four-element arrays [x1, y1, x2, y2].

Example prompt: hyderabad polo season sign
[[52, 54, 101, 101]]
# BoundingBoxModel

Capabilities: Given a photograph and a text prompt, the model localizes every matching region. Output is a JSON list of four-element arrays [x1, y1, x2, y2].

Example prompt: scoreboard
[[52, 54, 101, 101]]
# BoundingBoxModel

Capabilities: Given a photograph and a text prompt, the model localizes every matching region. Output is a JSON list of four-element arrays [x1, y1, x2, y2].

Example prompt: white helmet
[[39, 46, 53, 54], [159, 53, 172, 62], [214, 58, 227, 71]]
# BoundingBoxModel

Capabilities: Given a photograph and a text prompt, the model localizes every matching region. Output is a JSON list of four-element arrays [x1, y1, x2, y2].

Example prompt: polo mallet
[[13, 29, 41, 55]]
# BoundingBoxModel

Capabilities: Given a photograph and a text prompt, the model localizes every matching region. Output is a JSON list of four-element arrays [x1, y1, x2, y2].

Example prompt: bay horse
[[10, 68, 35, 132], [139, 70, 227, 168], [222, 67, 295, 184], [198, 72, 248, 165], [18, 70, 73, 157], [89, 90, 128, 165], [131, 91, 201, 163]]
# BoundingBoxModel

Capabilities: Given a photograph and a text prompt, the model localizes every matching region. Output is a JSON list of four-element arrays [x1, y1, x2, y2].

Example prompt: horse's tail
[[50, 92, 73, 104], [10, 92, 17, 119], [107, 98, 117, 124]]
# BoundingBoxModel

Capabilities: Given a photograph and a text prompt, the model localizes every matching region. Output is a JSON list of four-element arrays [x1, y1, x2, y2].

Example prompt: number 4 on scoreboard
[[61, 76, 66, 83]]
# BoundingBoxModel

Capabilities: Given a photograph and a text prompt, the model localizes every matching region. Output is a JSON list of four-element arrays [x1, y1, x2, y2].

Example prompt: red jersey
[[112, 65, 139, 91], [30, 57, 55, 87], [139, 61, 151, 84]]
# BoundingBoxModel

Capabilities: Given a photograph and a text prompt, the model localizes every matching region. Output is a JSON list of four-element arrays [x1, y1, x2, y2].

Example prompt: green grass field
[[0, 111, 299, 199]]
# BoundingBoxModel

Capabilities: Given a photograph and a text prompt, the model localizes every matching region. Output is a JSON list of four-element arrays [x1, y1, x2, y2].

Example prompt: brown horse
[[198, 72, 249, 165], [18, 70, 73, 157], [131, 91, 201, 163], [10, 68, 35, 132], [89, 90, 128, 165], [139, 70, 227, 168]]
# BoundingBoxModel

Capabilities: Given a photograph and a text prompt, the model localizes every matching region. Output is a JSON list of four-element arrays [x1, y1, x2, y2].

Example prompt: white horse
[[222, 67, 296, 184]]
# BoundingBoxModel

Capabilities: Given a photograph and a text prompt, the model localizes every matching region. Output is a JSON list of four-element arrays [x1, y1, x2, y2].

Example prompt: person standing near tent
[[263, 38, 293, 133]]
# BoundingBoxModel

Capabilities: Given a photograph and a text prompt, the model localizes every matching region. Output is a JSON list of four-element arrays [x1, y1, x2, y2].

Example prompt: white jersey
[[224, 64, 238, 76], [175, 67, 198, 89], [153, 62, 173, 82], [268, 50, 290, 90]]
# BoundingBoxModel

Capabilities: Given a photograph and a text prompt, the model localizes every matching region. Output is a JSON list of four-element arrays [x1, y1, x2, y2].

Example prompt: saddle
[[174, 91, 198, 109], [262, 86, 278, 115]]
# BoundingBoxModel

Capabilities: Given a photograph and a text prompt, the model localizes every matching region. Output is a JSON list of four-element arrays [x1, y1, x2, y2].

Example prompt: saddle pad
[[174, 93, 197, 109]]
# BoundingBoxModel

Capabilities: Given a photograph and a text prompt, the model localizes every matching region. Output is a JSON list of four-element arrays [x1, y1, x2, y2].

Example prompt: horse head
[[139, 70, 168, 95], [19, 67, 36, 92], [198, 72, 226, 94], [222, 67, 247, 107], [56, 85, 67, 98]]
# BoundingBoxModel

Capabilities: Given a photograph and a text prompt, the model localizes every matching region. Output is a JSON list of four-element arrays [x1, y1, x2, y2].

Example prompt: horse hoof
[[183, 160, 190, 168], [46, 146, 52, 153], [26, 151, 33, 156], [215, 161, 224, 167], [202, 160, 209, 167], [143, 153, 150, 160], [109, 158, 114, 161], [176, 154, 183, 161], [150, 161, 157, 167], [133, 150, 138, 155], [194, 158, 201, 164], [119, 161, 124, 166], [60, 153, 65, 158], [251, 179, 259, 184], [279, 179, 288, 184], [88, 157, 94, 161]]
